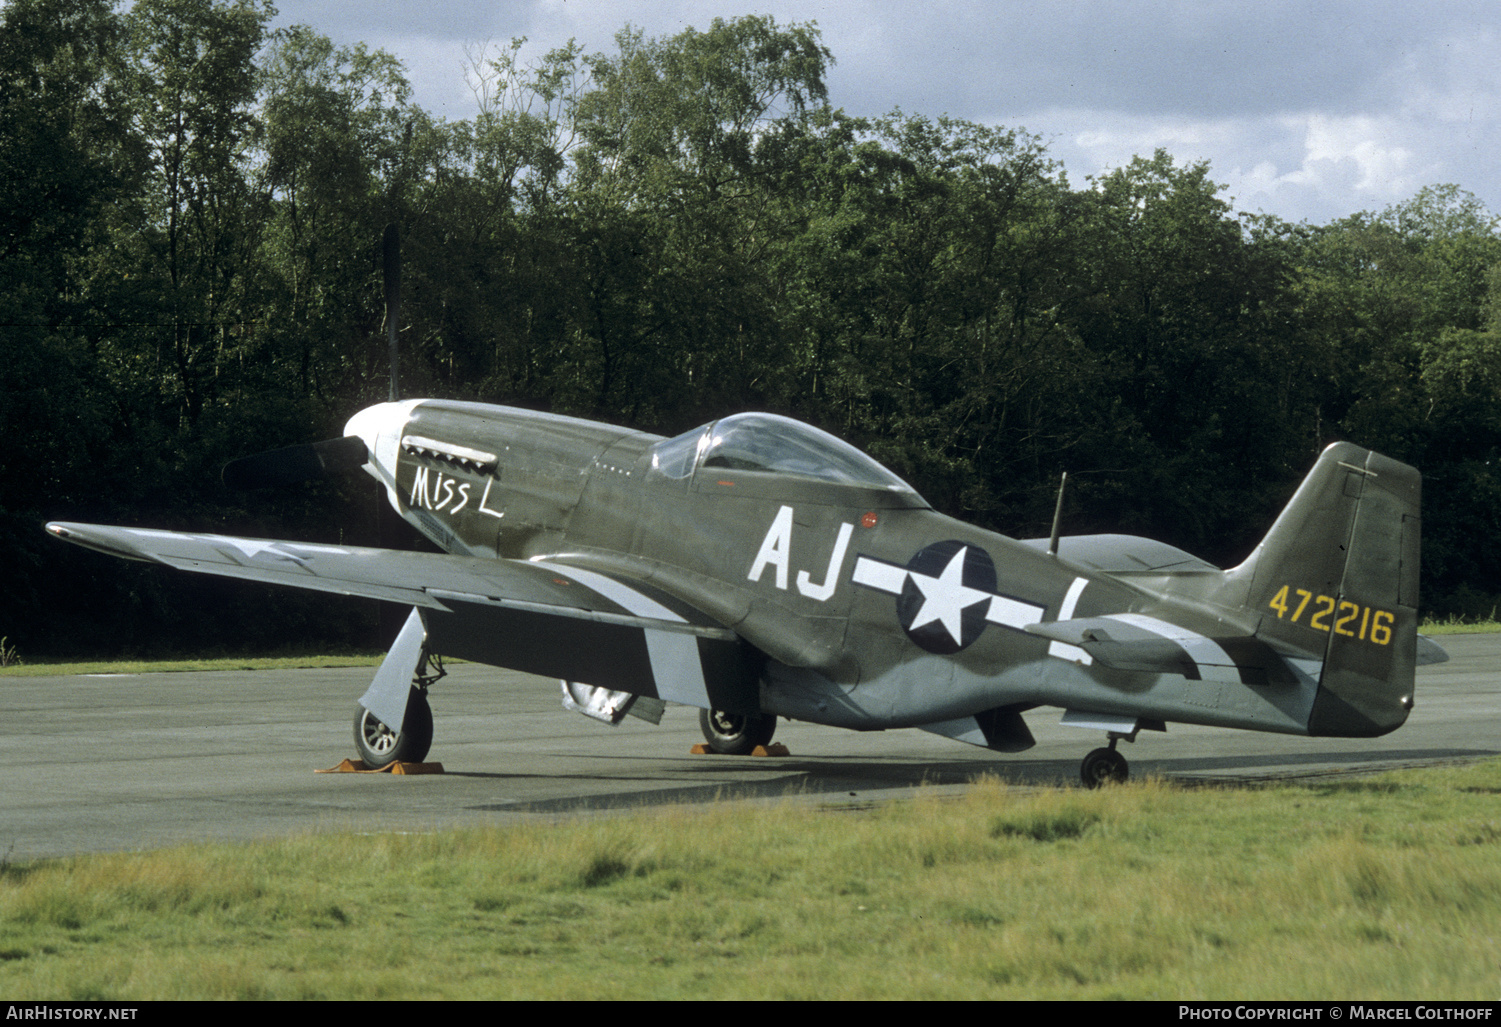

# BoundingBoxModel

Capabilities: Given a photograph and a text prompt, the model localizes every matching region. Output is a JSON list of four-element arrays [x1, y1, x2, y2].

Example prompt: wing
[[45, 522, 761, 712]]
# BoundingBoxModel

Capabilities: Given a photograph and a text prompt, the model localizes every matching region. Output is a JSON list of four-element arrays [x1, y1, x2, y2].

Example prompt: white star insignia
[[208, 535, 308, 565], [850, 546, 1047, 652], [905, 547, 993, 645]]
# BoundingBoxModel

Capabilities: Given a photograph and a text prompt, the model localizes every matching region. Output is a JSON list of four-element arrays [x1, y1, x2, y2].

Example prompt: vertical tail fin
[[1223, 442, 1421, 737]]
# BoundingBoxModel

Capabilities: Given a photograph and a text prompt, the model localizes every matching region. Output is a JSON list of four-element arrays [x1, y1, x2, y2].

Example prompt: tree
[[257, 24, 425, 407], [542, 16, 834, 425], [1053, 151, 1314, 557], [97, 0, 273, 428], [0, 0, 140, 654]]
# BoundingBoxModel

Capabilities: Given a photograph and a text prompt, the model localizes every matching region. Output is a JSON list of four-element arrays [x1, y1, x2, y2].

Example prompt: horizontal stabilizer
[[1417, 635, 1449, 666], [1017, 534, 1219, 575], [1027, 613, 1293, 685]]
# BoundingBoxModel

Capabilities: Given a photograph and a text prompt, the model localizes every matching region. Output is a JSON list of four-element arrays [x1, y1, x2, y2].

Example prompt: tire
[[353, 687, 434, 768], [698, 708, 776, 755], [1080, 746, 1128, 788]]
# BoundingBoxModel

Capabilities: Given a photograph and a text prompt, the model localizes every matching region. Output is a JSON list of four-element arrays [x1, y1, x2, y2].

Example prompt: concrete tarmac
[[3, 634, 1497, 861]]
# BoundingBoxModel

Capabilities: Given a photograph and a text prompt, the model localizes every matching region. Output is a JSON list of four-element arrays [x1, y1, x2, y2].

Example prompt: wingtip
[[42, 522, 153, 563]]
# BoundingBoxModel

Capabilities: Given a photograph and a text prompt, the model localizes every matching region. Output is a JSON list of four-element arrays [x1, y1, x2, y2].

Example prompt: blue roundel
[[894, 540, 997, 654]]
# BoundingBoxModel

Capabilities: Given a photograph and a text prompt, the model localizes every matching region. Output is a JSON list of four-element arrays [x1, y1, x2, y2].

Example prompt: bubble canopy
[[649, 412, 917, 493]]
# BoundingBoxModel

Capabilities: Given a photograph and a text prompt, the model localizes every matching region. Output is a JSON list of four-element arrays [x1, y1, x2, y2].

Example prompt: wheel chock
[[390, 761, 444, 775], [689, 743, 790, 756], [316, 758, 370, 773], [317, 758, 446, 774]]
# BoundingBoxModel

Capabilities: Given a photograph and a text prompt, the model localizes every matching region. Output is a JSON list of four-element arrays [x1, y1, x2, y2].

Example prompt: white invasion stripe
[[1105, 612, 1242, 683], [856, 556, 1048, 632], [852, 556, 908, 594], [1057, 575, 1088, 619], [985, 594, 1045, 629], [644, 629, 711, 707], [532, 562, 687, 623], [533, 563, 712, 705], [1049, 576, 1093, 665]]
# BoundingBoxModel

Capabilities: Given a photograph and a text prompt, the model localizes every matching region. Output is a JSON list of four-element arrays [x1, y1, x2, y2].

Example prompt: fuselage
[[342, 400, 1347, 739]]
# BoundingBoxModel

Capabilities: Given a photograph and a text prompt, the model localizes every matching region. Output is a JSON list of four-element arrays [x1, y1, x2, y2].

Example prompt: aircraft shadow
[[1137, 747, 1496, 779], [460, 746, 1499, 814]]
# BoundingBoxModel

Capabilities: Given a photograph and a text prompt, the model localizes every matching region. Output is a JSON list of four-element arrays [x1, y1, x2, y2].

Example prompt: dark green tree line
[[6, 1, 1501, 657]]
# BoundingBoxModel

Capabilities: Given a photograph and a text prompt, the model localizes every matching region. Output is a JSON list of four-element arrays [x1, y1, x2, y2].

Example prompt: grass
[[3, 761, 1501, 999], [1420, 616, 1501, 635]]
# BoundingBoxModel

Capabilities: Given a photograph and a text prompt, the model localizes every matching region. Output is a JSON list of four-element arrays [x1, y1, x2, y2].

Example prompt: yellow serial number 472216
[[1268, 586, 1393, 645]]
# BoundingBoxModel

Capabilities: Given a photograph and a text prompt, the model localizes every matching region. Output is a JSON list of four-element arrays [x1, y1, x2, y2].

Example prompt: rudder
[[1223, 442, 1421, 737]]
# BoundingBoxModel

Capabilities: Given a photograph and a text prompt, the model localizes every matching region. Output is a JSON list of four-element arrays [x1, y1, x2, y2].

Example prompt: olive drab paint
[[47, 401, 1445, 785]]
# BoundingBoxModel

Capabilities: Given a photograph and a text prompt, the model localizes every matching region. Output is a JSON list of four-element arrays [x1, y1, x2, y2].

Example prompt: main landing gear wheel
[[354, 687, 433, 769], [699, 708, 777, 755], [1080, 745, 1129, 788]]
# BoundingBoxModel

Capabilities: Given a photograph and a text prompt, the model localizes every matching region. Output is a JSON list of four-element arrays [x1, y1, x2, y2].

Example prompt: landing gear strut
[[352, 650, 444, 769], [1080, 737, 1129, 788]]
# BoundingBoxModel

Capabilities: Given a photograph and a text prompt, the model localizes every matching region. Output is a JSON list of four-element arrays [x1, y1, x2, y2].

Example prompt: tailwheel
[[1080, 745, 1129, 788], [354, 686, 433, 769], [698, 708, 777, 755]]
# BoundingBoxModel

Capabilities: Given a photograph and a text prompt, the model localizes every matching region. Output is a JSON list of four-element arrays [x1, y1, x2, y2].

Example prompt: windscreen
[[696, 413, 916, 491]]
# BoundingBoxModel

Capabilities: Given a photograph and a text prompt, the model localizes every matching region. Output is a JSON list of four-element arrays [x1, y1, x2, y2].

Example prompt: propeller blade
[[383, 222, 400, 403], [222, 435, 369, 490]]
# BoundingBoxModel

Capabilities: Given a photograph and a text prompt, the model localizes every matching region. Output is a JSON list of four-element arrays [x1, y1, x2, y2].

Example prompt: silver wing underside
[[46, 522, 762, 712]]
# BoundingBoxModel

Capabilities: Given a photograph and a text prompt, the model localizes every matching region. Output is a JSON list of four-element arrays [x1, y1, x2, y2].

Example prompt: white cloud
[[1300, 115, 1422, 196], [264, 0, 1501, 225]]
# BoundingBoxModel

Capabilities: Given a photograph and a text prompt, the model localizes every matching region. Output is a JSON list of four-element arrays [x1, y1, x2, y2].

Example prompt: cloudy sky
[[267, 0, 1501, 226]]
